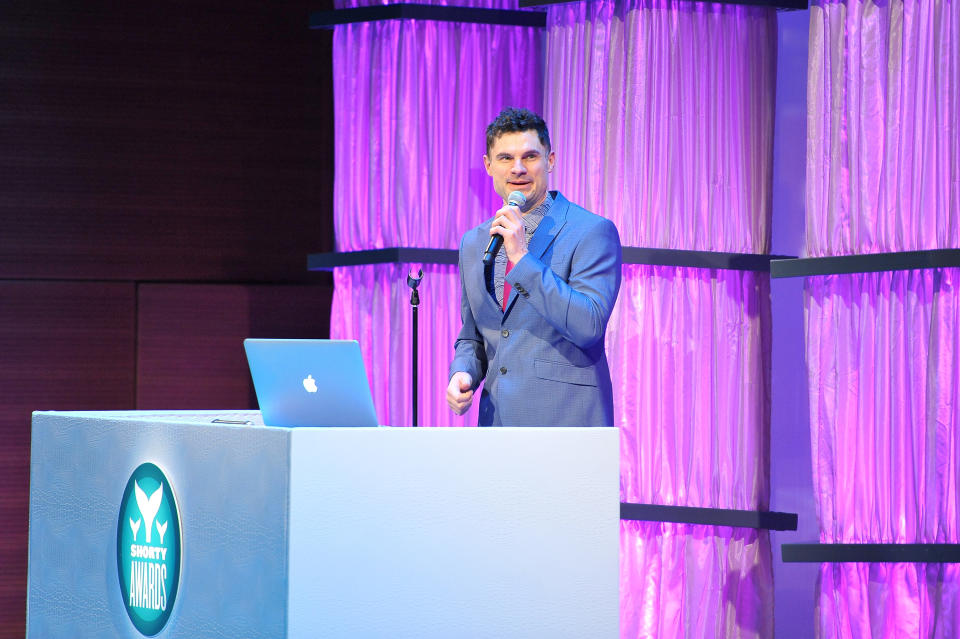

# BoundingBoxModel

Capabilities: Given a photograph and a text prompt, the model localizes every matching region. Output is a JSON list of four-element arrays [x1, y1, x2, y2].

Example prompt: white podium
[[27, 411, 619, 638]]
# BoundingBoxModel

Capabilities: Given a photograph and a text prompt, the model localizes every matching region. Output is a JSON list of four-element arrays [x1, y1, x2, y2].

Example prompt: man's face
[[483, 130, 555, 211]]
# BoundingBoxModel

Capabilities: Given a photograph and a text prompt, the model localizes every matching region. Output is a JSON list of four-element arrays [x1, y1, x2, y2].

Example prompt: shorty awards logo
[[117, 462, 181, 636]]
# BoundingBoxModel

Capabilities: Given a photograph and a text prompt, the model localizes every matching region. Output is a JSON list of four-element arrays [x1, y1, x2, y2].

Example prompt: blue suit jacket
[[450, 192, 622, 426]]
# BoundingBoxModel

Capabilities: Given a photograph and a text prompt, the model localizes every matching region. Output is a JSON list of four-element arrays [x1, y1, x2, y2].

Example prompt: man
[[446, 107, 622, 426]]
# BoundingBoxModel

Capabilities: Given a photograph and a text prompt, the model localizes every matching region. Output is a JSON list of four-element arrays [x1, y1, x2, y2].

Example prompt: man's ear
[[482, 154, 493, 176], [547, 150, 556, 173]]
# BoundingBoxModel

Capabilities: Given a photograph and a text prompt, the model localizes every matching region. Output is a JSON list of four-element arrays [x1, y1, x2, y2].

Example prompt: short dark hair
[[485, 107, 551, 154]]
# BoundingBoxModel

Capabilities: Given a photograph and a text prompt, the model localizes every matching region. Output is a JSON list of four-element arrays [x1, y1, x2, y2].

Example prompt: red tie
[[502, 260, 514, 310]]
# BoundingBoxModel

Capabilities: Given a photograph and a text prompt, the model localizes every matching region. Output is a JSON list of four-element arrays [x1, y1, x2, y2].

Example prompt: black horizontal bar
[[310, 4, 547, 28], [622, 247, 794, 271], [308, 247, 795, 271], [620, 503, 798, 531], [782, 543, 960, 563], [518, 0, 807, 9], [308, 248, 459, 270], [771, 249, 960, 278]]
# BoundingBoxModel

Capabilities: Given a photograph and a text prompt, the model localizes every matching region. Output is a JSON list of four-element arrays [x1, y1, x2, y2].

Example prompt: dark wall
[[0, 2, 334, 635]]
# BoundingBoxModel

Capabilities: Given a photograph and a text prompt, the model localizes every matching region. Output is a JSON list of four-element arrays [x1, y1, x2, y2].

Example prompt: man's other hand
[[446, 371, 474, 415]]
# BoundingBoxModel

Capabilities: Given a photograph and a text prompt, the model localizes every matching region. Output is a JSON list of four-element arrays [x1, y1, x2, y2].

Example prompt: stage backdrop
[[543, 1, 776, 636], [805, 0, 960, 636], [329, 0, 543, 428], [330, 0, 778, 637]]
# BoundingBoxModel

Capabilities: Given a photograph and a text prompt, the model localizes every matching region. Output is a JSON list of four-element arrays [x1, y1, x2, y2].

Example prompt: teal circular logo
[[117, 463, 181, 636]]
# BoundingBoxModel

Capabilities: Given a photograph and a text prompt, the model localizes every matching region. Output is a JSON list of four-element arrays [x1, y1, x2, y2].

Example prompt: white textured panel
[[288, 427, 619, 638]]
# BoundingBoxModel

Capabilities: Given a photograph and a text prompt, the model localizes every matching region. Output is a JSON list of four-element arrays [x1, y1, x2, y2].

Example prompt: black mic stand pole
[[406, 269, 423, 427]]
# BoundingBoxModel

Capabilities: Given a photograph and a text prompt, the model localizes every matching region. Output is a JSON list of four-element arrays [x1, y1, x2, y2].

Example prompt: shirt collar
[[522, 192, 552, 236]]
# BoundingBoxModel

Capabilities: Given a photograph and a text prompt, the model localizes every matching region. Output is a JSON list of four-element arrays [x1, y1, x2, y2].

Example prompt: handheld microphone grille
[[506, 190, 526, 209]]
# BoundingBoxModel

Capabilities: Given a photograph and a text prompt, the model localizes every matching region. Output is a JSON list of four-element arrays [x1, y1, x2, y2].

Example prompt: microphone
[[482, 190, 526, 266]]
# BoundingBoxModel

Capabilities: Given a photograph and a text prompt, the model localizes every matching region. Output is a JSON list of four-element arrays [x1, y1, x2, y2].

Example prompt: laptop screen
[[244, 339, 379, 427]]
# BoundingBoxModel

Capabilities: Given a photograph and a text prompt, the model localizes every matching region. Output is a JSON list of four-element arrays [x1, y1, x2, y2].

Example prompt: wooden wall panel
[[0, 2, 334, 282], [136, 283, 333, 410], [0, 281, 136, 637], [0, 2, 335, 634]]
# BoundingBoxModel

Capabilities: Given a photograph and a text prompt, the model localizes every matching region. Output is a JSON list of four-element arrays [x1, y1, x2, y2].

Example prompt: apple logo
[[302, 374, 318, 393]]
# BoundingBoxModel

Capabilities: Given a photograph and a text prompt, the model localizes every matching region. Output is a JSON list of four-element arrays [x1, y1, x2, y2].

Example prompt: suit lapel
[[526, 192, 569, 260], [471, 225, 504, 318], [503, 192, 569, 317]]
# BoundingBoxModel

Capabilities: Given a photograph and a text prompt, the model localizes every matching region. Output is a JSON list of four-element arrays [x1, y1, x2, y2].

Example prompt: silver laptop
[[244, 339, 379, 427]]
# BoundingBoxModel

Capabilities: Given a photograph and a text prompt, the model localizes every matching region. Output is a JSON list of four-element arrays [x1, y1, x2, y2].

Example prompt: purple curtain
[[620, 522, 773, 638], [544, 0, 776, 253], [544, 1, 777, 636], [805, 270, 960, 638], [807, 271, 959, 546], [805, 0, 960, 636], [331, 263, 478, 426], [612, 266, 771, 512], [332, 0, 781, 634], [806, 0, 960, 256], [330, 3, 543, 426]]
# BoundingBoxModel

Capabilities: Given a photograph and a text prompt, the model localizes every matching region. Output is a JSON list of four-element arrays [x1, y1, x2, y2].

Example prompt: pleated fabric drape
[[806, 0, 960, 257], [543, 1, 777, 636], [330, 2, 543, 427], [805, 0, 960, 635], [331, 0, 781, 635]]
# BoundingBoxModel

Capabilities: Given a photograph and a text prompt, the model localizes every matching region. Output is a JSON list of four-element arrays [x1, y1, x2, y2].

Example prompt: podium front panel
[[288, 426, 619, 639], [28, 411, 290, 639]]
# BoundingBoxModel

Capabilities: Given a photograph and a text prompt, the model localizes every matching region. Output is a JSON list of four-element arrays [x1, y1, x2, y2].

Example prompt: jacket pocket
[[534, 359, 598, 387]]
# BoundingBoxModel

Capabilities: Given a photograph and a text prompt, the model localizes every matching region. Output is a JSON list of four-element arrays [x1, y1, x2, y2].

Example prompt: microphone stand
[[406, 269, 423, 427]]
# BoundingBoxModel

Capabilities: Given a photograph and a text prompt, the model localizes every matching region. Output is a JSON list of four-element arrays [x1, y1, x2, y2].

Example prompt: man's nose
[[510, 158, 526, 174]]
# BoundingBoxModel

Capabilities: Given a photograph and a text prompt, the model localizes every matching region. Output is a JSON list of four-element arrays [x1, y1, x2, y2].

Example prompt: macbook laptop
[[244, 338, 379, 427]]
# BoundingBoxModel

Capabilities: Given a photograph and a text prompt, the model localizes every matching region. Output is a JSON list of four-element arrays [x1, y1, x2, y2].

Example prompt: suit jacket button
[[501, 329, 509, 338], [499, 366, 507, 374]]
